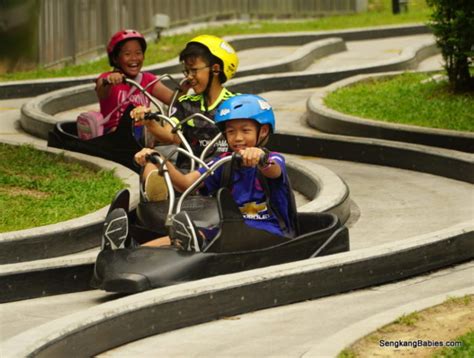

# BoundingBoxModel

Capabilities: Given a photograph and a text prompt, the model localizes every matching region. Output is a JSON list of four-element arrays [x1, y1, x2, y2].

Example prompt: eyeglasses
[[182, 66, 209, 77]]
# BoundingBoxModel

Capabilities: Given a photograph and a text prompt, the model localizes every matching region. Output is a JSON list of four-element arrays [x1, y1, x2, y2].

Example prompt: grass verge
[[338, 294, 474, 358], [0, 0, 430, 82], [324, 72, 474, 132], [0, 144, 125, 232], [434, 330, 474, 357]]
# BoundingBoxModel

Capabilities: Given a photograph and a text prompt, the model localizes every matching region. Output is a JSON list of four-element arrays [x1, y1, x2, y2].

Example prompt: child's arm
[[131, 106, 182, 145], [95, 72, 124, 100], [146, 121, 181, 145], [151, 81, 174, 106], [134, 148, 201, 192], [240, 147, 282, 179]]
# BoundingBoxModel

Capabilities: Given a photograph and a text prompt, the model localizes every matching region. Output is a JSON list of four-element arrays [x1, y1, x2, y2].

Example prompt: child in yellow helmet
[[132, 35, 239, 198]]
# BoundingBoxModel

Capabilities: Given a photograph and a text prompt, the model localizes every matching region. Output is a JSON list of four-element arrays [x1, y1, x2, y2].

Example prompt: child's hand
[[131, 106, 151, 125], [106, 72, 125, 85], [239, 147, 265, 167], [134, 148, 157, 166]]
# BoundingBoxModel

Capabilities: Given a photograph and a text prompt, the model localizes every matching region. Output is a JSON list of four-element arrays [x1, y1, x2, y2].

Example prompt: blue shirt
[[197, 152, 292, 237]]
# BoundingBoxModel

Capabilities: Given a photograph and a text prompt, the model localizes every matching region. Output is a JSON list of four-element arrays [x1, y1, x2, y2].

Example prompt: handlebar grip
[[145, 152, 160, 164], [231, 152, 269, 167], [143, 112, 160, 121], [232, 153, 243, 163], [102, 73, 126, 86], [259, 151, 270, 167]]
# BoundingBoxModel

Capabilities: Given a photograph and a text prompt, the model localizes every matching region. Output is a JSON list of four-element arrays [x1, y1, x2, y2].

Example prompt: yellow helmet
[[186, 35, 239, 82]]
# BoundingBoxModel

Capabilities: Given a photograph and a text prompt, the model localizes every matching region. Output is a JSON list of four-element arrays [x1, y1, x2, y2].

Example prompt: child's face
[[183, 56, 219, 94], [224, 119, 260, 152], [116, 39, 144, 78]]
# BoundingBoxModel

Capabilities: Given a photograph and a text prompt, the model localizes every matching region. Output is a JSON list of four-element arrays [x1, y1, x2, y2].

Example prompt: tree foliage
[[426, 0, 474, 92]]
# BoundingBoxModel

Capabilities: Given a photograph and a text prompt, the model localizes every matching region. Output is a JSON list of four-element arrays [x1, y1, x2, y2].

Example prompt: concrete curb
[[227, 38, 439, 94], [235, 37, 346, 77], [0, 139, 139, 264], [0, 252, 98, 304], [225, 23, 431, 50], [2, 221, 472, 357], [143, 37, 347, 79], [20, 83, 95, 140], [0, 23, 431, 99], [0, 155, 350, 303], [306, 286, 474, 357], [306, 71, 474, 153], [269, 132, 474, 184], [286, 155, 350, 223]]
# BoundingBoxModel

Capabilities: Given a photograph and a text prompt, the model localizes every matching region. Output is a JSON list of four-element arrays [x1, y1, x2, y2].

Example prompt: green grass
[[339, 327, 474, 358], [0, 0, 430, 82], [393, 311, 421, 326], [338, 295, 474, 358], [324, 72, 474, 132], [445, 295, 473, 306], [433, 330, 474, 358], [338, 349, 358, 358], [434, 296, 474, 357], [0, 144, 125, 232]]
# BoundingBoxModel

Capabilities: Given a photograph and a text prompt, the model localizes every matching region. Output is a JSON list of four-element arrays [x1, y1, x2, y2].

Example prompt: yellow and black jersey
[[171, 88, 235, 168]]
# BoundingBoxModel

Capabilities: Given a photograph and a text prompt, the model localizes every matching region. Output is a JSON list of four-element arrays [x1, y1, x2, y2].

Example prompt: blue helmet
[[215, 94, 275, 133]]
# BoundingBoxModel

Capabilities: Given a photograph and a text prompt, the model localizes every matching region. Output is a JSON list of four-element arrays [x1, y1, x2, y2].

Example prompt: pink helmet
[[107, 29, 147, 67]]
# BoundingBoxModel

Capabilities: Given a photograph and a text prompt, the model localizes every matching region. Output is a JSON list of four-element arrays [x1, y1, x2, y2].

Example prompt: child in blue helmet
[[133, 94, 294, 248]]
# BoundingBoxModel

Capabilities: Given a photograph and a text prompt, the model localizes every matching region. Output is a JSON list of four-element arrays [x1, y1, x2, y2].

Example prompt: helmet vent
[[234, 104, 243, 109]]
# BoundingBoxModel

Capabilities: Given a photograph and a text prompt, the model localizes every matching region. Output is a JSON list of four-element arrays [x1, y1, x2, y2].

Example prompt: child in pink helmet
[[96, 29, 174, 133]]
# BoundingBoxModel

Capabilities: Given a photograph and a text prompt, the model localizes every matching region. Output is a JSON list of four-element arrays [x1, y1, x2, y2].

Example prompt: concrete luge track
[[20, 28, 438, 140], [1, 148, 471, 344], [1, 25, 473, 356], [97, 263, 474, 357], [3, 220, 472, 357]]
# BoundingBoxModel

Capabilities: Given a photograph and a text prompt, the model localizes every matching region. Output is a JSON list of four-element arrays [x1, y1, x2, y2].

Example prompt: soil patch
[[346, 295, 474, 357], [0, 186, 50, 199]]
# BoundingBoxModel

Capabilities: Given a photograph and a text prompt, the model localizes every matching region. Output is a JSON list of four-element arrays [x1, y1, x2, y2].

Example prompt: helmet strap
[[203, 70, 213, 111], [256, 124, 270, 147], [203, 66, 220, 110]]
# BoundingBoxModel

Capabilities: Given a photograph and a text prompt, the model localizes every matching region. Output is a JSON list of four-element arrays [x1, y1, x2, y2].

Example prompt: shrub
[[426, 0, 474, 92]]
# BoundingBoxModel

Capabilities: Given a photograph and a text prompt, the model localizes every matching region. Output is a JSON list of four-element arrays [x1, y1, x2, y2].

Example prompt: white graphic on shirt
[[239, 201, 270, 220]]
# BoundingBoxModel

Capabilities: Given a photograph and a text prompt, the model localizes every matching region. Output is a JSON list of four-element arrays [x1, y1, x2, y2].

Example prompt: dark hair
[[179, 42, 226, 83], [110, 38, 146, 68]]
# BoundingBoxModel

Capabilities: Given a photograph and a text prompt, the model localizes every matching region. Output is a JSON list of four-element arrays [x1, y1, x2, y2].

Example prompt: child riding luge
[[129, 94, 296, 250], [96, 29, 174, 134], [131, 35, 239, 198]]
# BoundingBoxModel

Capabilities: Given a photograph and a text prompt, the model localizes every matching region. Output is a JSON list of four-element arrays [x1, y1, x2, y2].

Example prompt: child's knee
[[142, 162, 160, 180]]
